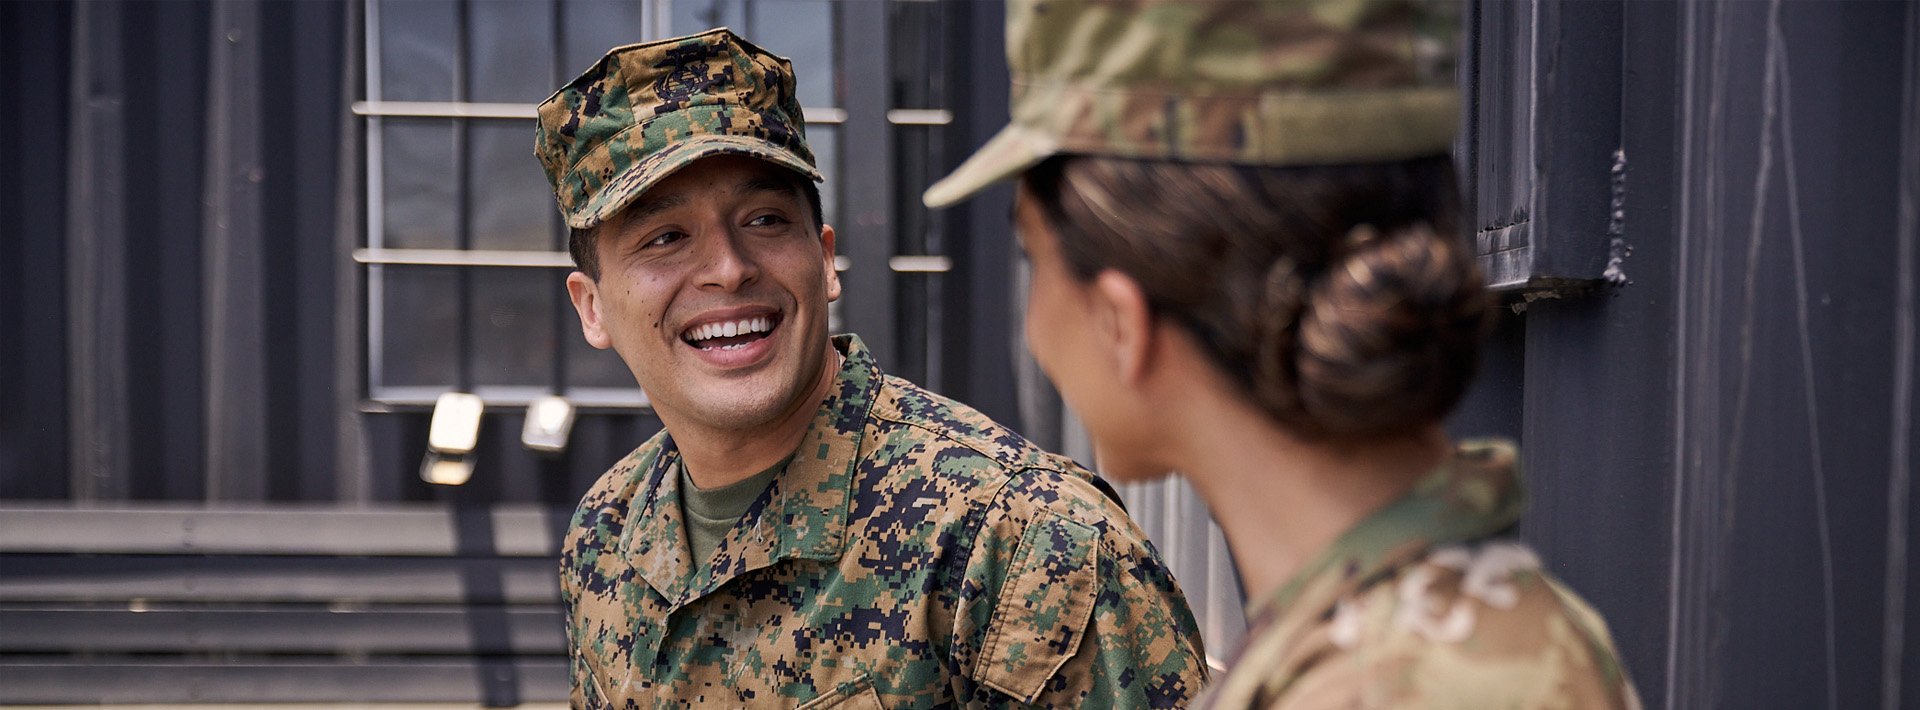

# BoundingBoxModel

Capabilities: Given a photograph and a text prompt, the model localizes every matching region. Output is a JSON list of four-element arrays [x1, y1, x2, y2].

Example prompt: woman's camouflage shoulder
[[1231, 540, 1641, 709]]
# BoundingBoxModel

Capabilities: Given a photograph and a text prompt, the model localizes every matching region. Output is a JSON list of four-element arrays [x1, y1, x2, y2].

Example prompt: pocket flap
[[976, 512, 1100, 702]]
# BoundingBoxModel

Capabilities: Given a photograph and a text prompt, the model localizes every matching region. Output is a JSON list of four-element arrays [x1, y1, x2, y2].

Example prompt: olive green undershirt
[[678, 456, 787, 566]]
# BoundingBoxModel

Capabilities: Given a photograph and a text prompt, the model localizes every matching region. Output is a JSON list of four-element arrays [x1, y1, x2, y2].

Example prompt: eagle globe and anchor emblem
[[653, 60, 721, 103]]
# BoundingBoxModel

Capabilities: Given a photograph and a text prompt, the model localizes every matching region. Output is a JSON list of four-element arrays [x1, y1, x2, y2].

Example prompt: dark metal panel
[[0, 0, 74, 500], [0, 554, 561, 604], [0, 657, 568, 704], [1508, 1, 1685, 703], [1715, 3, 1913, 707], [1464, 0, 1623, 292], [64, 0, 133, 502], [1445, 309, 1524, 442], [1664, 3, 1753, 704], [1527, 0, 1623, 282], [122, 0, 212, 502], [939, 0, 1021, 429], [262, 0, 349, 501], [0, 604, 564, 654], [0, 504, 568, 557], [834, 0, 896, 368], [202, 0, 270, 501], [1881, 6, 1912, 710], [335, 0, 373, 505], [1659, 2, 1919, 707], [1893, 7, 1920, 709]]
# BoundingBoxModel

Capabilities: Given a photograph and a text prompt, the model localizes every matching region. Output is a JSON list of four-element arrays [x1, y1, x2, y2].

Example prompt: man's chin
[[675, 386, 809, 432]]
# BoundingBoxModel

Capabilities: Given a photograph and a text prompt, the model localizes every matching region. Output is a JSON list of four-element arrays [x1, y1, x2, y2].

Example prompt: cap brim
[[568, 134, 823, 230], [922, 124, 1058, 209]]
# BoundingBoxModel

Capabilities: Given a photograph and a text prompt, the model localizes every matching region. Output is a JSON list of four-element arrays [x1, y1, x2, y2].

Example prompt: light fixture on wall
[[522, 395, 575, 453], [420, 391, 484, 486]]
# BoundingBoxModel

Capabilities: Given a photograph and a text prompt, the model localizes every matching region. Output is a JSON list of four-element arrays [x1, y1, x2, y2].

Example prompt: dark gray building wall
[[0, 1, 73, 500], [1450, 1, 1920, 706]]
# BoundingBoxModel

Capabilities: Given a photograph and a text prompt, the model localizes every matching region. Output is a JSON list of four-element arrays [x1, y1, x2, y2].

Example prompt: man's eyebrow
[[737, 175, 799, 199], [625, 193, 689, 224]]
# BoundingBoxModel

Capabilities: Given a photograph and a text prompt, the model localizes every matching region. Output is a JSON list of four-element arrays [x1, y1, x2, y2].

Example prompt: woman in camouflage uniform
[[925, 0, 1642, 707]]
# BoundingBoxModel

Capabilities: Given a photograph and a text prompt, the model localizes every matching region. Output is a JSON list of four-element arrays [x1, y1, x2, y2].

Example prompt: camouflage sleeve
[[951, 466, 1208, 708], [558, 512, 596, 709], [560, 494, 624, 710]]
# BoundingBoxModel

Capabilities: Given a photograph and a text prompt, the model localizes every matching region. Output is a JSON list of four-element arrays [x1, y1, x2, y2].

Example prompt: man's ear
[[566, 271, 613, 349], [820, 224, 842, 302], [1092, 269, 1155, 385]]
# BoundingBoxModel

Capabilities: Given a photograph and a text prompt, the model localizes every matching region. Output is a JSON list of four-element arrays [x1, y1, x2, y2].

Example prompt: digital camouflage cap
[[535, 28, 821, 230], [923, 0, 1461, 208]]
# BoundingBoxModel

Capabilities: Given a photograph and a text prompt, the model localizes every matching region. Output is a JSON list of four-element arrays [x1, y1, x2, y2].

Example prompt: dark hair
[[570, 175, 825, 280], [1022, 155, 1490, 439]]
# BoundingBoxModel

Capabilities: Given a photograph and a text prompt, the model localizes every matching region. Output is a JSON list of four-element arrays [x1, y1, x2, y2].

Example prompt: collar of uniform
[[1242, 440, 1526, 636], [621, 334, 880, 606]]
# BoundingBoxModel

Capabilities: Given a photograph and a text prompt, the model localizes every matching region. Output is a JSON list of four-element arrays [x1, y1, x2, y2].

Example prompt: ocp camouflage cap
[[923, 0, 1461, 208], [536, 28, 821, 230]]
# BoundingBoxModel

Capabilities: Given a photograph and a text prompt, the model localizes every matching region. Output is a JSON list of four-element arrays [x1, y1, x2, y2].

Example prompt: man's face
[[567, 155, 840, 435]]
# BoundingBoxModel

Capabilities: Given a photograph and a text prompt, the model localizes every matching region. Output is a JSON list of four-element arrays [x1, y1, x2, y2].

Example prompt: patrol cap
[[536, 28, 822, 230], [923, 0, 1461, 209]]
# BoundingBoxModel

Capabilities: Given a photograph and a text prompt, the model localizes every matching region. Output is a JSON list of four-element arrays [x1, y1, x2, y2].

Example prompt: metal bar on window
[[885, 108, 951, 126], [354, 248, 574, 268], [353, 100, 538, 119], [807, 107, 848, 125], [888, 255, 951, 273]]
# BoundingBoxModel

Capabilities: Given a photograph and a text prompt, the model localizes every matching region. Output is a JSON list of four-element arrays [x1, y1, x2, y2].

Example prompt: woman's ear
[[1092, 269, 1155, 385]]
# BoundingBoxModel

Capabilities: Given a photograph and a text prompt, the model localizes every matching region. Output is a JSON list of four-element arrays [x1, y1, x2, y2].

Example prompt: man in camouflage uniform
[[536, 29, 1207, 708], [925, 0, 1640, 707]]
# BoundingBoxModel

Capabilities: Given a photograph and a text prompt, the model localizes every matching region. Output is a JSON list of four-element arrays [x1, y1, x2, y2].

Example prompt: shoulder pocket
[[976, 512, 1100, 702]]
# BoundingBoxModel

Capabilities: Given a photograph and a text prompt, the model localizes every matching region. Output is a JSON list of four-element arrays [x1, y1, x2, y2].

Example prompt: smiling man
[[535, 29, 1207, 708]]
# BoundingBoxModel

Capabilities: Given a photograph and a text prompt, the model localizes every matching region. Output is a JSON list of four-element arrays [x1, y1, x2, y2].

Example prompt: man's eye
[[746, 214, 788, 228], [645, 231, 686, 248]]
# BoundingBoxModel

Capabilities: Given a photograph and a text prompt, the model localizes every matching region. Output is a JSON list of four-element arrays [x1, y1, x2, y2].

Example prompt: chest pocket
[[975, 512, 1100, 702], [795, 673, 885, 710]]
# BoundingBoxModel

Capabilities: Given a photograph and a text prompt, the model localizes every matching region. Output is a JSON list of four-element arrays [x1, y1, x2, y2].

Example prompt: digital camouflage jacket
[[1194, 441, 1640, 709], [561, 335, 1208, 708]]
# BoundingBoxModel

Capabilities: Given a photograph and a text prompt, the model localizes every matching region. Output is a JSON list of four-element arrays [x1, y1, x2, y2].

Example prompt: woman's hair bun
[[1277, 223, 1490, 437]]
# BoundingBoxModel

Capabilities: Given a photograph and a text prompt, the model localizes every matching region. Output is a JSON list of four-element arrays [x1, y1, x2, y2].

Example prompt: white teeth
[[685, 316, 776, 345]]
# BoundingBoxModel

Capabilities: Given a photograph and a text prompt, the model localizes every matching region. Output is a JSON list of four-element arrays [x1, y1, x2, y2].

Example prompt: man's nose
[[696, 229, 759, 291]]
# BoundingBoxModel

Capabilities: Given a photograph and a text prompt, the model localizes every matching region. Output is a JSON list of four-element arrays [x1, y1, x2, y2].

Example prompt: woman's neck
[[1171, 390, 1448, 607]]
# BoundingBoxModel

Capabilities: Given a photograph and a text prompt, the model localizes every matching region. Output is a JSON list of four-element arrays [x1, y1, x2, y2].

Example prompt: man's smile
[[677, 306, 785, 368]]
